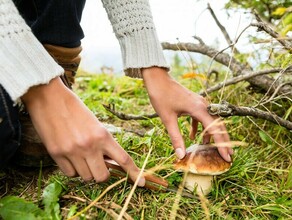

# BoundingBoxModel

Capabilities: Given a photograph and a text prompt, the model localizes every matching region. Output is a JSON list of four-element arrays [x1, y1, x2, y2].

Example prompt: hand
[[142, 67, 233, 162], [21, 77, 145, 185]]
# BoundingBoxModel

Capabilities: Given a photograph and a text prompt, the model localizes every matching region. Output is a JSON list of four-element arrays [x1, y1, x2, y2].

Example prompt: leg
[[13, 0, 86, 48], [0, 86, 21, 169], [12, 0, 85, 167], [14, 0, 85, 88]]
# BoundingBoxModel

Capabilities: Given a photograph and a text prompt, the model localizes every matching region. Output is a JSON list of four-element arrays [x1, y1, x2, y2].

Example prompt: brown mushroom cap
[[174, 144, 232, 175]]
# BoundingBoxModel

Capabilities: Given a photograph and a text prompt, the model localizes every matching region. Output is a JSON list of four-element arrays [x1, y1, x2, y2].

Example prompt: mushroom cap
[[174, 144, 232, 175]]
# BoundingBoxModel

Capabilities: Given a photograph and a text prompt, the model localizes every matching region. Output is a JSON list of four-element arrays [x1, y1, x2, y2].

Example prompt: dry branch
[[162, 42, 243, 73], [207, 101, 292, 130], [207, 3, 240, 54], [199, 66, 292, 96], [161, 41, 292, 98], [102, 104, 157, 120], [207, 69, 219, 82], [103, 101, 292, 130], [252, 14, 292, 51]]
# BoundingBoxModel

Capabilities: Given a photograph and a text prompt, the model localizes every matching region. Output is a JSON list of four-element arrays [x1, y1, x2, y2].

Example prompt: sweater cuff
[[118, 29, 170, 78], [0, 32, 64, 102]]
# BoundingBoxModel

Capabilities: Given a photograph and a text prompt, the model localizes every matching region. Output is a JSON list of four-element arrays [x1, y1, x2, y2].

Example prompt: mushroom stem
[[184, 173, 213, 195]]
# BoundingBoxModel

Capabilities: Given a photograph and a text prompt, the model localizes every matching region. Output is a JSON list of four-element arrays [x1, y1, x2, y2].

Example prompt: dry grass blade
[[68, 177, 127, 220], [198, 193, 210, 220], [169, 172, 188, 220], [96, 204, 132, 220], [210, 141, 248, 148], [63, 195, 133, 220], [117, 146, 153, 220]]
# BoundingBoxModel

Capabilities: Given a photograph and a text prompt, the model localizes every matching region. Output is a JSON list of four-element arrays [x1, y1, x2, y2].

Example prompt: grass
[[0, 70, 291, 219]]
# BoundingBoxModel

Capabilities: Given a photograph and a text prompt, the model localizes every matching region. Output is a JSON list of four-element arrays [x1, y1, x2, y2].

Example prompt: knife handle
[[104, 158, 169, 189]]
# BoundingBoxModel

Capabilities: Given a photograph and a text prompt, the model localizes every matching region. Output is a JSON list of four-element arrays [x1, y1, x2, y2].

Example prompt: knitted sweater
[[0, 0, 168, 102]]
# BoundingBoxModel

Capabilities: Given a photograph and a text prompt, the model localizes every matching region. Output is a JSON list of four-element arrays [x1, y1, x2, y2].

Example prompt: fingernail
[[137, 177, 145, 187], [175, 148, 185, 159], [227, 154, 231, 162], [230, 149, 234, 155]]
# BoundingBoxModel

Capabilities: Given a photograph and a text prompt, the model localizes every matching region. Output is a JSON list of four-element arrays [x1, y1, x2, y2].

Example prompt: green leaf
[[283, 13, 292, 25], [42, 182, 63, 220], [281, 23, 292, 36], [258, 131, 272, 145], [272, 7, 287, 16], [0, 196, 43, 220], [67, 205, 77, 218]]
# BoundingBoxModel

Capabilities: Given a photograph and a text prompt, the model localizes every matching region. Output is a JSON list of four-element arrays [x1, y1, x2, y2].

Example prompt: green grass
[[0, 71, 291, 219]]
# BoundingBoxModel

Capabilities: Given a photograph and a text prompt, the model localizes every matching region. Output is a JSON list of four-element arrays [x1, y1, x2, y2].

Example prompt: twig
[[103, 104, 158, 120], [207, 101, 292, 130], [207, 69, 219, 82], [193, 36, 205, 45], [254, 37, 292, 44], [251, 14, 292, 51], [18, 176, 35, 197], [255, 67, 291, 107], [199, 66, 292, 96], [260, 82, 292, 106], [206, 24, 252, 72], [203, 24, 251, 89], [207, 3, 240, 54]]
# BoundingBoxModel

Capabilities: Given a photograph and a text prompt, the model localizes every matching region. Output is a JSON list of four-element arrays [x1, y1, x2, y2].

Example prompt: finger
[[229, 147, 234, 155], [217, 147, 231, 162], [53, 156, 77, 177], [218, 121, 234, 155], [105, 142, 145, 187], [161, 115, 185, 159], [199, 113, 232, 162], [69, 156, 93, 182], [189, 119, 198, 140], [212, 132, 232, 162], [86, 154, 110, 183], [203, 132, 210, 144]]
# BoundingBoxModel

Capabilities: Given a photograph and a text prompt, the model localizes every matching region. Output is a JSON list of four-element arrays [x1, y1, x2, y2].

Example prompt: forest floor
[[0, 71, 291, 219]]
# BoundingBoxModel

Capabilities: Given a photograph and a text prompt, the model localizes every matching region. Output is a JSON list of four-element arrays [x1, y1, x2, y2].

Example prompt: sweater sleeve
[[0, 0, 64, 102], [101, 0, 169, 78]]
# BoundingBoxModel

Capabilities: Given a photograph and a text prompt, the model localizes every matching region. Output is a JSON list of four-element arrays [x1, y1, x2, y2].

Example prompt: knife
[[104, 157, 196, 199]]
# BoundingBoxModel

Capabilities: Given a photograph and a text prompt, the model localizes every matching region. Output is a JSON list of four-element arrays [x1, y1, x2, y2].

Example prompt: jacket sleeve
[[101, 0, 169, 78], [0, 0, 64, 103]]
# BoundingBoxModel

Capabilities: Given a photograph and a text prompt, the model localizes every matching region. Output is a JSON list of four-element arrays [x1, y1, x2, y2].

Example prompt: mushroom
[[174, 144, 232, 195]]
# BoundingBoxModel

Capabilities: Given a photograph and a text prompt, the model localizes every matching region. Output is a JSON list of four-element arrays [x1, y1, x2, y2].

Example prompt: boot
[[43, 44, 82, 89], [14, 45, 82, 167]]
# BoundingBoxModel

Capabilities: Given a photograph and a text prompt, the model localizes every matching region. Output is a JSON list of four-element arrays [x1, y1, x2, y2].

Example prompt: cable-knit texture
[[0, 0, 169, 104], [102, 0, 169, 78], [0, 0, 63, 102]]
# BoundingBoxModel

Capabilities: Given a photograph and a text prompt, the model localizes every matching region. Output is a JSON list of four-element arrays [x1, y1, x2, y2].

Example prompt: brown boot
[[15, 45, 82, 167], [43, 44, 82, 89]]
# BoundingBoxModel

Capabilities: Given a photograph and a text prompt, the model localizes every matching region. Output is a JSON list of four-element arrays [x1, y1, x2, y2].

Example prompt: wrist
[[21, 77, 69, 110], [142, 67, 173, 93], [142, 67, 170, 82]]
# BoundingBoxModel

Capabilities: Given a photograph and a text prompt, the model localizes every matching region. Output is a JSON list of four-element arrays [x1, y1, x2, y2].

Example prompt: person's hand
[[21, 77, 145, 185], [142, 67, 233, 162]]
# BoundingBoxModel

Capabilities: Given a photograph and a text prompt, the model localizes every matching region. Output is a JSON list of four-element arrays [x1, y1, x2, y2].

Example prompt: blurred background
[[80, 0, 251, 74]]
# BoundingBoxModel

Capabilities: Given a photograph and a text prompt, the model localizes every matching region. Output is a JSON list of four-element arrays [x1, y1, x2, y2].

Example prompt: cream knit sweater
[[0, 0, 168, 102]]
